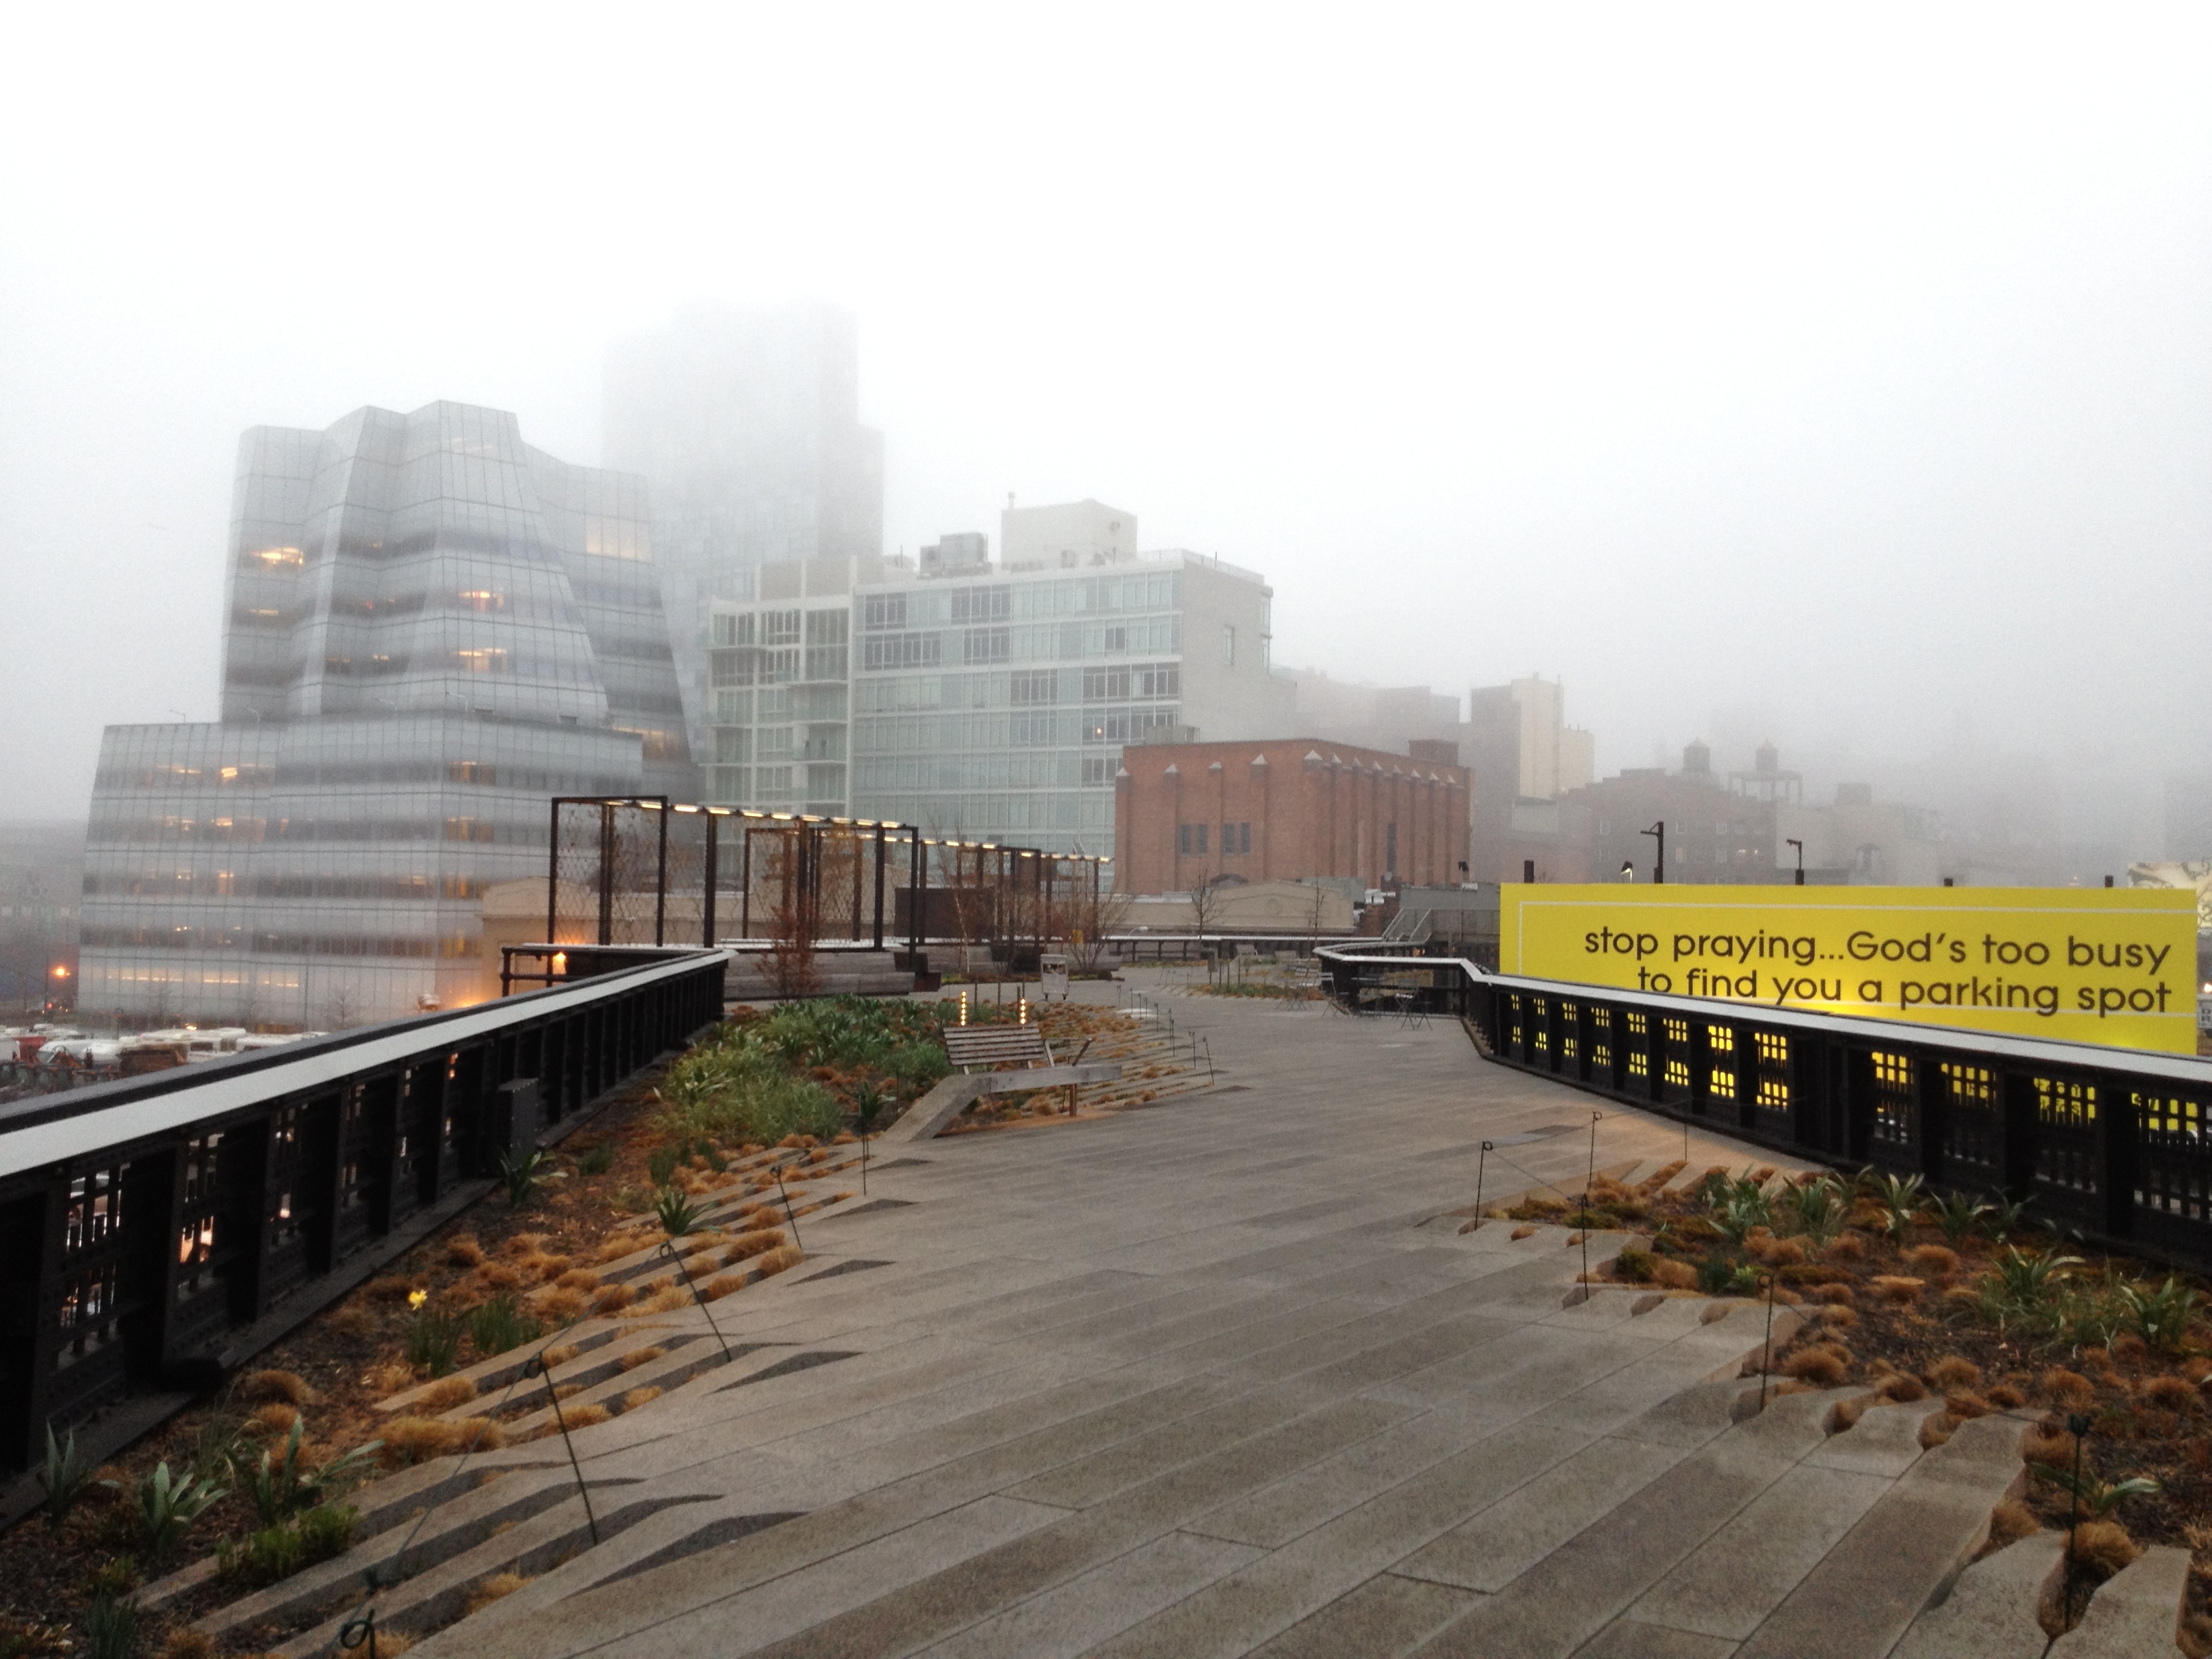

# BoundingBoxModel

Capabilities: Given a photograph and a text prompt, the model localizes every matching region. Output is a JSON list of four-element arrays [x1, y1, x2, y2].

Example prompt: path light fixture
[[1640, 822, 1665, 884], [1787, 838, 1804, 886]]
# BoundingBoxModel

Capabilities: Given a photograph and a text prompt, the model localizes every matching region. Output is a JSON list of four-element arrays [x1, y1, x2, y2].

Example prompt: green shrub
[[404, 1303, 467, 1377], [647, 1144, 682, 1187], [467, 1292, 544, 1359], [1696, 1256, 1746, 1296], [219, 1504, 358, 1589], [81, 1591, 137, 1659], [131, 1462, 225, 1563], [37, 1426, 96, 1532], [1612, 1247, 1654, 1283], [574, 1141, 615, 1176]]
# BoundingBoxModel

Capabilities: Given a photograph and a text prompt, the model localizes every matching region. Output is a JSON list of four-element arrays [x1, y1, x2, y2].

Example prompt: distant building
[[701, 520, 1291, 853], [1463, 675, 1597, 881], [0, 823, 82, 1015], [1112, 738, 1469, 895], [1276, 669, 1462, 758], [83, 402, 689, 1027], [604, 304, 885, 757], [999, 499, 1139, 569]]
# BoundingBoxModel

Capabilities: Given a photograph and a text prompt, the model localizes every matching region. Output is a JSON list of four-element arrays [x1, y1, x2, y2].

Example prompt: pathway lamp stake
[[523, 1351, 601, 1545], [339, 1608, 380, 1659], [775, 1162, 803, 1249], [1581, 1111, 1601, 1289], [2063, 1411, 2091, 1630], [659, 1239, 733, 1363], [1757, 1271, 1779, 1413], [1474, 1140, 1492, 1228]]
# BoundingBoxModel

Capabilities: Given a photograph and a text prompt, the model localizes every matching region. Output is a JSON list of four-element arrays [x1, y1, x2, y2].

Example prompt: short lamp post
[[1640, 821, 1665, 885], [1786, 838, 1804, 886]]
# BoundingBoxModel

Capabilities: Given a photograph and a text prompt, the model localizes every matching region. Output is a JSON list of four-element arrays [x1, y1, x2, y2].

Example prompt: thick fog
[[3, 8, 2208, 853]]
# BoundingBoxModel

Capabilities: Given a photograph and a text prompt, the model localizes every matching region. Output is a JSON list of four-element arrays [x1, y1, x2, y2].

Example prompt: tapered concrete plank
[[1091, 1422, 1589, 1658], [1799, 1398, 1942, 1479], [1625, 1465, 1893, 1638], [731, 1397, 1415, 1659], [1244, 1574, 1486, 1659], [1891, 1532, 2063, 1659], [1007, 1385, 1332, 1509], [1191, 1397, 1536, 1549], [638, 1495, 1067, 1658], [2049, 1543, 2192, 1657], [1733, 1415, 2027, 1659], [1574, 1622, 1740, 1658], [1394, 1433, 1690, 1594], [916, 1529, 1260, 1659], [1614, 1379, 1755, 1450]]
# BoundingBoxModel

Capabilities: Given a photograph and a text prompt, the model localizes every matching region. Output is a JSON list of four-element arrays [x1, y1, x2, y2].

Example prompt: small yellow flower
[[408, 1289, 429, 1309]]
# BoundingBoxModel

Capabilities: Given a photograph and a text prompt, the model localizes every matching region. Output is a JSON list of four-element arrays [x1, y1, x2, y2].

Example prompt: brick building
[[1113, 738, 1469, 894]]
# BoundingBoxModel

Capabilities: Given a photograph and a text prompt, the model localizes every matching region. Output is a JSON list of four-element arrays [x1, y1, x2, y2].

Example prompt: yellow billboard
[[1498, 884, 2200, 1054]]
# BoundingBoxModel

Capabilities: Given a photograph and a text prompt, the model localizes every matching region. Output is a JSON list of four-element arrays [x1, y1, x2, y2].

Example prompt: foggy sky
[[3, 6, 2209, 832]]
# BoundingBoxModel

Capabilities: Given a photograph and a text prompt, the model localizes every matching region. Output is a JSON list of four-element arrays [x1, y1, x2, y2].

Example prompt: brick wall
[[1112, 738, 1469, 894]]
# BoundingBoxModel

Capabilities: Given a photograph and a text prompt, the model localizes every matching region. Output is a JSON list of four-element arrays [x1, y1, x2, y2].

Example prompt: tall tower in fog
[[604, 304, 885, 750]]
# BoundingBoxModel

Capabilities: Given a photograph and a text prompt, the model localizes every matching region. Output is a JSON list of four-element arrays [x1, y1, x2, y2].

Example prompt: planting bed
[[1491, 1159, 2212, 1647], [0, 996, 960, 1658]]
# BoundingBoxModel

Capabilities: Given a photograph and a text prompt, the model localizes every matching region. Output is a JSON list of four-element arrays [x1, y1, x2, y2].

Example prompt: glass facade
[[705, 552, 1287, 855], [85, 402, 691, 1027]]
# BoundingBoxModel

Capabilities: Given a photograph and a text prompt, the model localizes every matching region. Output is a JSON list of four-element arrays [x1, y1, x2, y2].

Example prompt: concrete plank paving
[[230, 979, 2046, 1659]]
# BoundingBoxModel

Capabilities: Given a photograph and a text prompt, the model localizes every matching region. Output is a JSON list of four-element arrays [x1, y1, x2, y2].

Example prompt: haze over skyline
[[5, 6, 2209, 842]]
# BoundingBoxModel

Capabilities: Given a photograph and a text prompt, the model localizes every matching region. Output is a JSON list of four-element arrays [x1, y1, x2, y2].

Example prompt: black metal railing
[[1315, 945, 2212, 1274], [0, 949, 728, 1472]]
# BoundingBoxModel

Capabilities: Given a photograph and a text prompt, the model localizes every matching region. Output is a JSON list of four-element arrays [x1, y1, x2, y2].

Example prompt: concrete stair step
[[1731, 1412, 2028, 1659], [1892, 1531, 2064, 1659], [2049, 1543, 2193, 1657]]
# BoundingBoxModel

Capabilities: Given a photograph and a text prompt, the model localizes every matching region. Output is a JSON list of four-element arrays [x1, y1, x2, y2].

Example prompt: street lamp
[[1786, 838, 1804, 886], [1640, 821, 1665, 885]]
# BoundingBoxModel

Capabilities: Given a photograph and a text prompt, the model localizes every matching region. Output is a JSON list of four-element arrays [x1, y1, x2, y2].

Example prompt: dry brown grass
[[1945, 1391, 1994, 1420], [619, 1387, 662, 1412], [476, 1263, 522, 1291], [590, 1284, 636, 1315], [634, 1284, 690, 1313], [1905, 1244, 1960, 1279], [247, 1401, 302, 1438], [1987, 1498, 2041, 1549], [2064, 1519, 2139, 1577], [1820, 1304, 1860, 1329], [417, 1375, 478, 1413], [554, 1267, 601, 1292], [380, 1415, 506, 1466], [597, 1234, 650, 1264], [754, 1244, 802, 1277], [1919, 1413, 1958, 1448], [160, 1629, 217, 1659], [1987, 1383, 2026, 1410], [618, 1346, 666, 1372], [560, 1403, 611, 1429], [1822, 1233, 1866, 1263], [328, 1305, 375, 1340], [503, 1231, 551, 1258], [1650, 1258, 1698, 1291], [1927, 1356, 1983, 1391], [1781, 1347, 1850, 1387], [1870, 1275, 1925, 1305], [702, 1273, 749, 1302], [465, 1572, 533, 1615], [722, 1228, 787, 1264], [365, 1274, 418, 1302], [446, 1236, 486, 1268], [1875, 1372, 1927, 1402], [371, 1361, 417, 1396], [1750, 1236, 1807, 1268], [240, 1368, 313, 1405], [1509, 1225, 1538, 1241], [2021, 1422, 2078, 1466], [2140, 1374, 2195, 1412], [541, 1344, 579, 1370], [2043, 1368, 2096, 1409], [1812, 1283, 1856, 1306], [535, 1286, 590, 1323]]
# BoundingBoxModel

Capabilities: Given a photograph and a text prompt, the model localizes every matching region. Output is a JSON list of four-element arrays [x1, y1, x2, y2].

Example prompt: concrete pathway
[[203, 981, 2144, 1659]]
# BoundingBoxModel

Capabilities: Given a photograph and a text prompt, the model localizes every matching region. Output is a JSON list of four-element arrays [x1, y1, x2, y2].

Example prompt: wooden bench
[[942, 1023, 1054, 1073]]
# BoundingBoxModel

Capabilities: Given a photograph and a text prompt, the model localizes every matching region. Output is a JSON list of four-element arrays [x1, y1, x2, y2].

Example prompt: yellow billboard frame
[[1498, 884, 2199, 1055]]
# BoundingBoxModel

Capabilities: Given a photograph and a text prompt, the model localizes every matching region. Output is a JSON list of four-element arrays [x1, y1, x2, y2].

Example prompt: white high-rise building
[[604, 304, 885, 759]]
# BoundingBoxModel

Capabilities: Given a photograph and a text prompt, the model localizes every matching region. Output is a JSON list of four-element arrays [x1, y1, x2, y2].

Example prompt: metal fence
[[1315, 945, 2212, 1274], [544, 797, 1110, 966], [0, 949, 727, 1473]]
